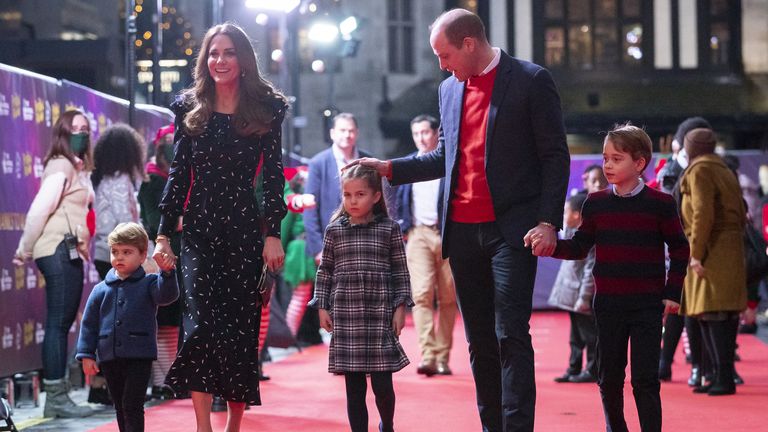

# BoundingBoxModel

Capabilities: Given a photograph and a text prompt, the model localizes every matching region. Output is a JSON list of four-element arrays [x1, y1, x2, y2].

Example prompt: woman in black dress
[[153, 22, 287, 432]]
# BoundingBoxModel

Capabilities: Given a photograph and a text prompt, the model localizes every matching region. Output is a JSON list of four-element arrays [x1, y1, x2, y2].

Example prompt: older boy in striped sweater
[[530, 124, 690, 432]]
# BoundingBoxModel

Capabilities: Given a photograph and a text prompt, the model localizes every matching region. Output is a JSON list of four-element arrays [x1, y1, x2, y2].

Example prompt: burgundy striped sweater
[[553, 186, 690, 310]]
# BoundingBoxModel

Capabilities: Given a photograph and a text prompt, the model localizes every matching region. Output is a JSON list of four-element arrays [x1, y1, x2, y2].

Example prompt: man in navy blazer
[[352, 9, 570, 432]]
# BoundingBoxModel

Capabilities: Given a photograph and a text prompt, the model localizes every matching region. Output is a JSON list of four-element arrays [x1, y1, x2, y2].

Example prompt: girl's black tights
[[345, 372, 395, 432]]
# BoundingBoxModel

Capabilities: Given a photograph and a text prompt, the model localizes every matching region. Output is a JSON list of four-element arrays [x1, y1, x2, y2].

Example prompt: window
[[539, 0, 647, 70], [387, 0, 414, 73], [703, 0, 735, 68]]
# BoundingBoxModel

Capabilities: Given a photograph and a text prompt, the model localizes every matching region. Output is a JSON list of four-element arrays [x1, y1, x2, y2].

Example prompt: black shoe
[[568, 372, 597, 383], [436, 362, 452, 376], [733, 368, 744, 385], [688, 366, 701, 387], [553, 373, 573, 383], [211, 396, 227, 412], [739, 323, 757, 334]]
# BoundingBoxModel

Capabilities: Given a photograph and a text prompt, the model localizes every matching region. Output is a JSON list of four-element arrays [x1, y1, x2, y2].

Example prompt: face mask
[[69, 133, 89, 155]]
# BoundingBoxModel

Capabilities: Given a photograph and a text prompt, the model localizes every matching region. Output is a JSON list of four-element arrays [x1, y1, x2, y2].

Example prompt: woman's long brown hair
[[44, 109, 93, 170], [181, 22, 287, 137]]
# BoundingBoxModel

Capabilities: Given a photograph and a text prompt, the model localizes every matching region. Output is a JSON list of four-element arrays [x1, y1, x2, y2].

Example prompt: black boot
[[704, 317, 738, 396]]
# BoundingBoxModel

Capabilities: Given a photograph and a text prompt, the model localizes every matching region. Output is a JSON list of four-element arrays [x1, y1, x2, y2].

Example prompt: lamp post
[[126, 0, 137, 126]]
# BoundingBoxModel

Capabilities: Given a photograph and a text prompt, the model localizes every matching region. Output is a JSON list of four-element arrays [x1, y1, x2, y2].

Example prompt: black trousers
[[568, 312, 597, 376], [344, 372, 395, 432], [594, 306, 663, 432], [101, 358, 152, 432], [448, 222, 537, 432]]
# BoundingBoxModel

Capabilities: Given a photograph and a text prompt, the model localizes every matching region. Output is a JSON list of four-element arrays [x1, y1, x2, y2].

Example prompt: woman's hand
[[263, 236, 284, 271], [77, 239, 90, 262], [82, 358, 99, 376], [392, 304, 406, 337], [153, 238, 176, 271], [319, 309, 333, 333], [689, 257, 705, 277]]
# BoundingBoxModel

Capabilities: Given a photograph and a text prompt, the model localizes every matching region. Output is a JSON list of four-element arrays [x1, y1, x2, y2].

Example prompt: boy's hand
[[392, 304, 406, 337], [153, 239, 176, 271], [689, 257, 705, 277], [663, 299, 680, 315], [319, 309, 333, 333], [82, 358, 99, 376]]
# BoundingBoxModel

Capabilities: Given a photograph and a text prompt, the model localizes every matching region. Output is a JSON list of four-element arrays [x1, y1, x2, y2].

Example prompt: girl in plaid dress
[[309, 165, 413, 432]]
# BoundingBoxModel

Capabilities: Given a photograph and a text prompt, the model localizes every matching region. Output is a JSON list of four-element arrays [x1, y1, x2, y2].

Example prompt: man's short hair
[[430, 9, 487, 48], [108, 222, 149, 254], [410, 114, 439, 130], [332, 112, 358, 129], [606, 123, 653, 172]]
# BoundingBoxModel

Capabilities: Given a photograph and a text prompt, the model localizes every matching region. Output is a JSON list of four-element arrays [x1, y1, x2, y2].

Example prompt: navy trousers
[[447, 222, 537, 432]]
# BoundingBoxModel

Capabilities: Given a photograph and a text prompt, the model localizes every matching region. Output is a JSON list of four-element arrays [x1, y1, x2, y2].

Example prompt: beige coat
[[679, 154, 747, 316]]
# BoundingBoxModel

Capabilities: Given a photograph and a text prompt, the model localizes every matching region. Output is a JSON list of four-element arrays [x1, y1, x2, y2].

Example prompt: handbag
[[256, 263, 277, 307], [744, 223, 768, 285]]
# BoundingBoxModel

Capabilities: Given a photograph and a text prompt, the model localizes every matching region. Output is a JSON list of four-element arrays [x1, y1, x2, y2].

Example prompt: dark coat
[[76, 267, 179, 363], [394, 152, 445, 234], [390, 52, 570, 257]]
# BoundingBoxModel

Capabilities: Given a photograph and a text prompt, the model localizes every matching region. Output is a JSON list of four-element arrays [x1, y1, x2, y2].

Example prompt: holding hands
[[523, 223, 557, 257], [152, 236, 176, 272]]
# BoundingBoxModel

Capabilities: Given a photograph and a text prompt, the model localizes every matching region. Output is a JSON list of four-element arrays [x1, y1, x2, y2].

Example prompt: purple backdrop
[[0, 64, 172, 377]]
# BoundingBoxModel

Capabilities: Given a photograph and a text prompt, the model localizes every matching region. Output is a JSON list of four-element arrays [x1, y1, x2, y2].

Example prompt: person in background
[[13, 109, 95, 418], [657, 116, 713, 385], [580, 164, 608, 195], [548, 193, 597, 384], [679, 128, 747, 396], [138, 123, 184, 399], [91, 124, 144, 277], [396, 114, 457, 377], [76, 222, 179, 432], [154, 22, 287, 432]]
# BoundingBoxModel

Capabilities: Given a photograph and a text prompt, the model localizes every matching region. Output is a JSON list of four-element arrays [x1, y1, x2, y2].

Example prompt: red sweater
[[450, 67, 498, 223]]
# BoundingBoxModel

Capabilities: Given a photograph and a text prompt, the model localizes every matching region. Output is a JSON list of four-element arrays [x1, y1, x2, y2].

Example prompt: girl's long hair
[[330, 165, 388, 222], [44, 109, 94, 170], [180, 22, 287, 137], [91, 123, 146, 189]]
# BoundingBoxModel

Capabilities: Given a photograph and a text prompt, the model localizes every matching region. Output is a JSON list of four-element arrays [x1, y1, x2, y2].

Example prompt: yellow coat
[[679, 154, 747, 316]]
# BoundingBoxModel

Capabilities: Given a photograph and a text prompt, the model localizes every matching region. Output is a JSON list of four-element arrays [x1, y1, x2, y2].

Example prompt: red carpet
[[89, 312, 768, 431]]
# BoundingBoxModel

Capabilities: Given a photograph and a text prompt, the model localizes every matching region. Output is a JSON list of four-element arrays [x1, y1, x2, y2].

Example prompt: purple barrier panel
[[0, 64, 60, 377]]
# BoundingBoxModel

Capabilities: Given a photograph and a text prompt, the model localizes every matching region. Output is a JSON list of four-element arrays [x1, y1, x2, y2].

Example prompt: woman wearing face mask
[[13, 109, 95, 418]]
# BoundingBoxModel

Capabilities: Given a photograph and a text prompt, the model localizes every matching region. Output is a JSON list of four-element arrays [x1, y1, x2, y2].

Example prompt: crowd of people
[[10, 7, 767, 432]]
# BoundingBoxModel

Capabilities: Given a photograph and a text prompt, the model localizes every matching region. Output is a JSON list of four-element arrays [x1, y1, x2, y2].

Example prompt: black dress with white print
[[158, 96, 287, 405]]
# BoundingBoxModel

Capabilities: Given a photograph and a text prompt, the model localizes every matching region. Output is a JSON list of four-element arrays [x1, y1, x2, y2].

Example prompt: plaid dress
[[310, 215, 413, 373]]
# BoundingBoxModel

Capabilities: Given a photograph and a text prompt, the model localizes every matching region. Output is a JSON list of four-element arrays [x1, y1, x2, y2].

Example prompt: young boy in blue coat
[[76, 222, 178, 432]]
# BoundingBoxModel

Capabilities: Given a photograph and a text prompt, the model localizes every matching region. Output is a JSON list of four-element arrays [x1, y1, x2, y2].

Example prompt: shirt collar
[[479, 47, 501, 76], [331, 144, 359, 166], [611, 178, 645, 198]]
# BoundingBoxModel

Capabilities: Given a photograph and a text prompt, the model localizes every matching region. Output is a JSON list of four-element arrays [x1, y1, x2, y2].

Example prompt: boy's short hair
[[108, 222, 149, 254], [606, 123, 652, 172], [567, 193, 588, 213]]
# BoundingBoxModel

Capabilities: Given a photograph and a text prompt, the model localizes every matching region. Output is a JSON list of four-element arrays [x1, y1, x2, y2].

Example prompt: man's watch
[[539, 221, 557, 231]]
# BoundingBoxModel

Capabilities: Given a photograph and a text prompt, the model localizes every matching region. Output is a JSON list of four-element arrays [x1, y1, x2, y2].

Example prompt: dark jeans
[[568, 312, 597, 376], [448, 222, 537, 432], [344, 372, 395, 432], [594, 306, 663, 432], [35, 240, 84, 380], [101, 358, 152, 432]]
